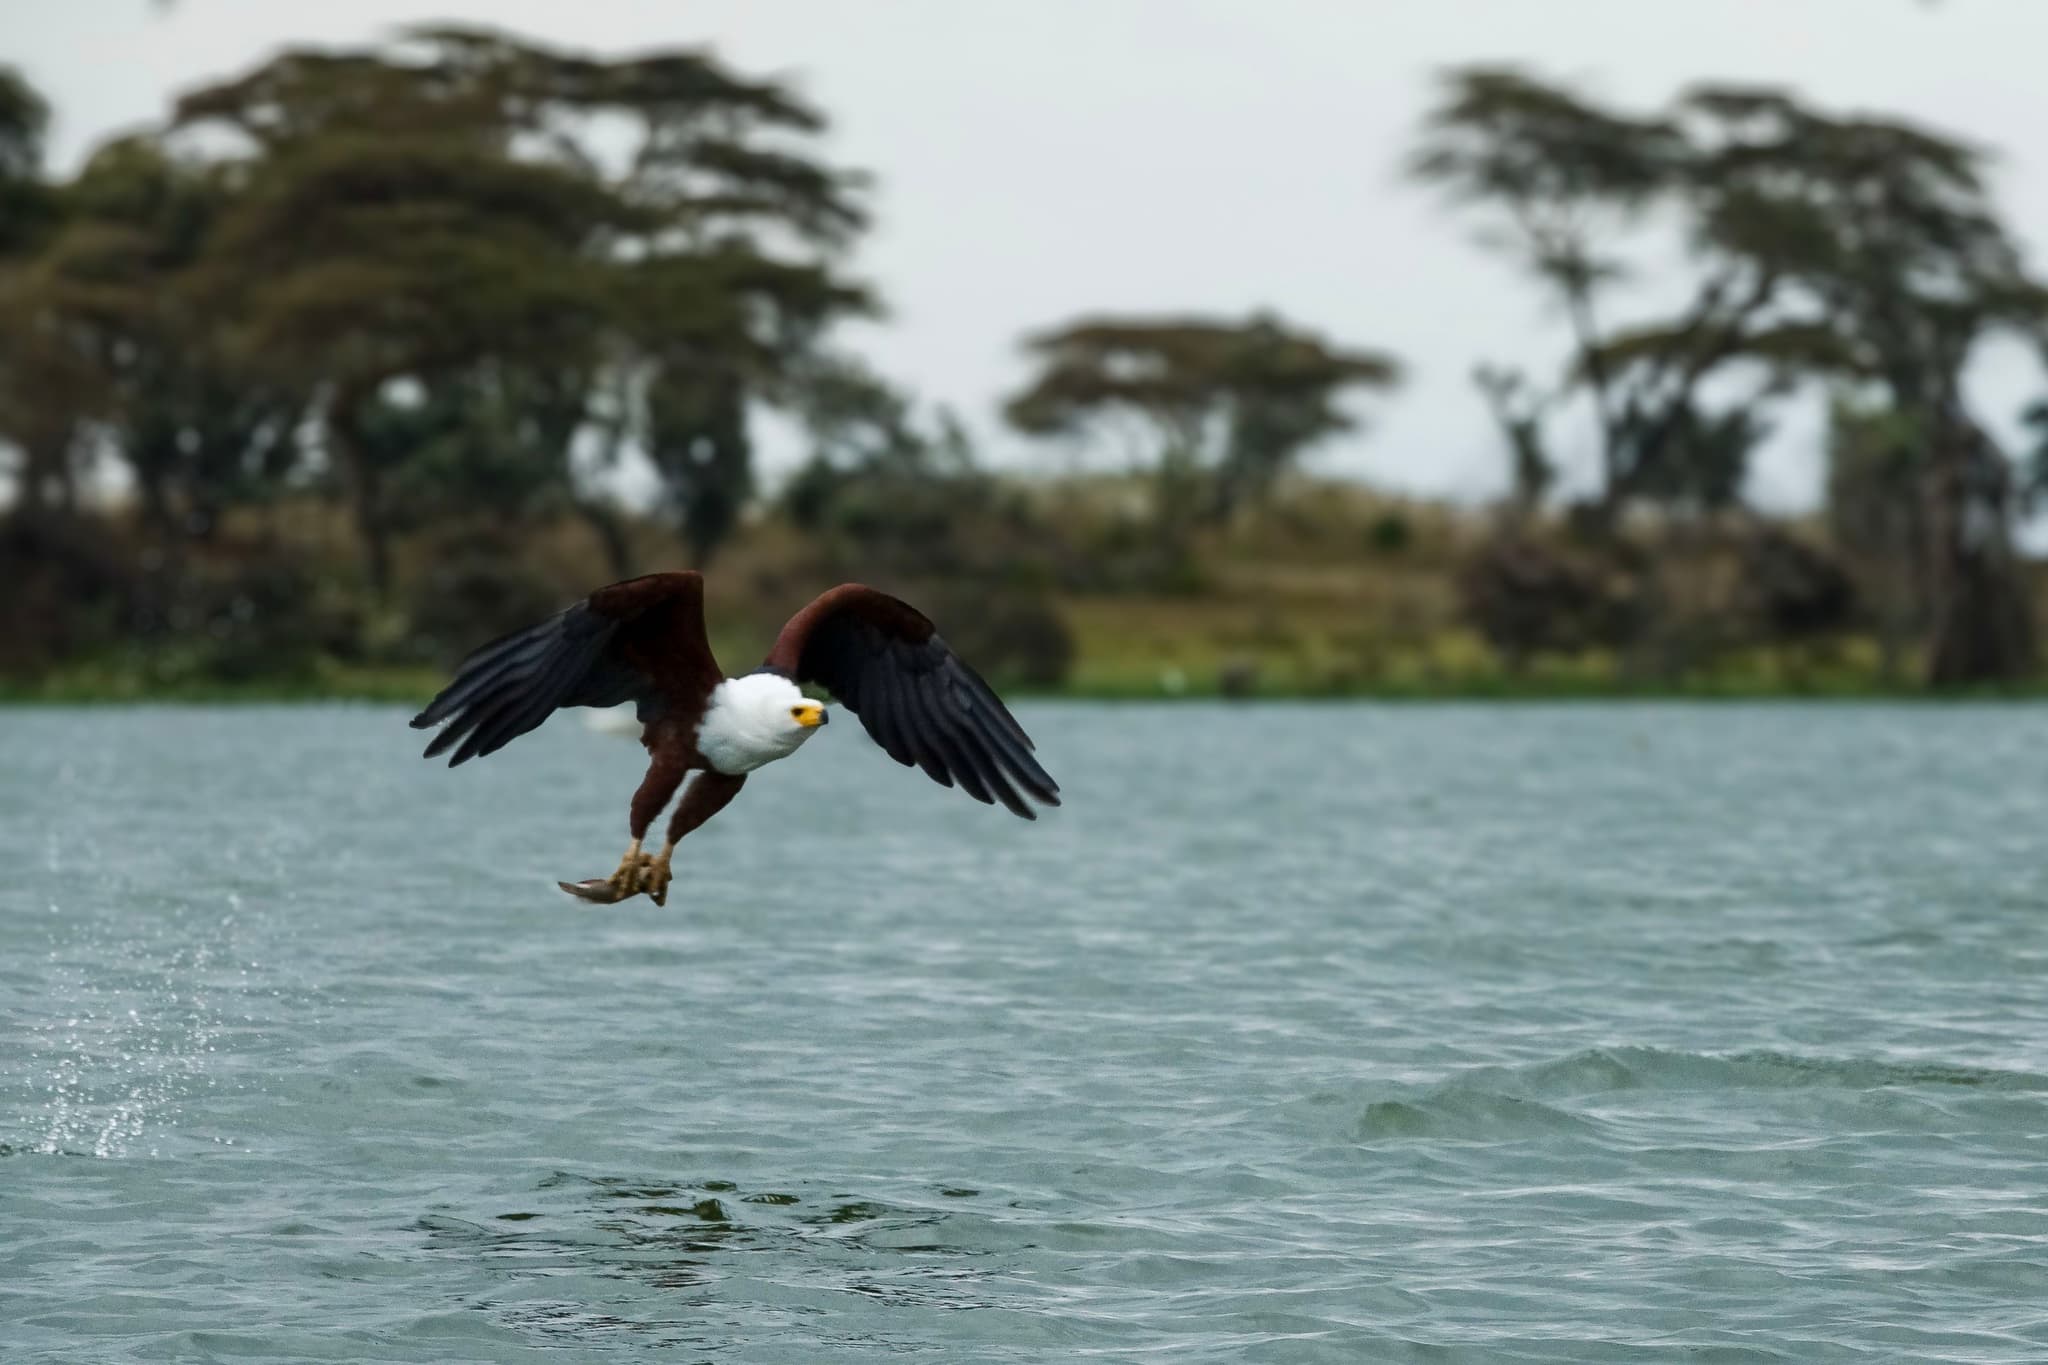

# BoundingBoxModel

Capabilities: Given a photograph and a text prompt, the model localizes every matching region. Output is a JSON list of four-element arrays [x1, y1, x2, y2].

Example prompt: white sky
[[8, 0, 2046, 511]]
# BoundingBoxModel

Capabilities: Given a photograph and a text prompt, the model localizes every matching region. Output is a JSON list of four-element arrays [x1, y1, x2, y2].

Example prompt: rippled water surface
[[6, 702, 2048, 1361]]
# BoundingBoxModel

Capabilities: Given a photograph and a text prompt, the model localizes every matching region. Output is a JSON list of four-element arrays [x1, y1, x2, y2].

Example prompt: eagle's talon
[[645, 853, 673, 907], [608, 851, 650, 899], [557, 844, 664, 905]]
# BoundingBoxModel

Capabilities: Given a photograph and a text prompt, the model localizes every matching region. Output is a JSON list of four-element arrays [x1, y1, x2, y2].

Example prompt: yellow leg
[[645, 843, 675, 906]]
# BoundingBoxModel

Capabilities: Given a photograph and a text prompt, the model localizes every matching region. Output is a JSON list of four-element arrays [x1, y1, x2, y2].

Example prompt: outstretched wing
[[765, 584, 1060, 818], [411, 571, 719, 766]]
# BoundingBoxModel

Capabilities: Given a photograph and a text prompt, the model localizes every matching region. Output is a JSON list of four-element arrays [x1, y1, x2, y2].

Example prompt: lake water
[[4, 702, 2048, 1362]]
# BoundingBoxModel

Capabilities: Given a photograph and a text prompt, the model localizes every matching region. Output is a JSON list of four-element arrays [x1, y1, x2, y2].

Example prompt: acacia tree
[[1003, 313, 1399, 562], [1677, 87, 2045, 683], [1418, 67, 2046, 683], [172, 49, 621, 593], [406, 26, 872, 567], [1412, 68, 1793, 523], [172, 26, 870, 589]]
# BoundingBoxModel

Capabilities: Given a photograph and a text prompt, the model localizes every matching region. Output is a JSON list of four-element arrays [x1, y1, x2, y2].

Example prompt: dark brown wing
[[410, 571, 721, 766], [764, 584, 1060, 819]]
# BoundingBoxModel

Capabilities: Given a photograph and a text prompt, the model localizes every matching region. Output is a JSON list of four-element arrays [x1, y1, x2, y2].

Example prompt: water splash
[[8, 900, 235, 1158]]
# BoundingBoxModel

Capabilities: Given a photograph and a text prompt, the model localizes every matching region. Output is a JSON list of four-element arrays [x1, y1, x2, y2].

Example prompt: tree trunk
[[136, 470, 177, 547], [353, 466, 394, 598], [1150, 429, 1204, 577], [574, 497, 634, 580], [326, 383, 395, 599], [1923, 412, 2035, 687], [1875, 560, 1910, 687]]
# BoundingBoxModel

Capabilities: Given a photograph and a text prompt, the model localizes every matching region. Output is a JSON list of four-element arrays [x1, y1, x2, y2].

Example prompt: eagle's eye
[[789, 707, 804, 719]]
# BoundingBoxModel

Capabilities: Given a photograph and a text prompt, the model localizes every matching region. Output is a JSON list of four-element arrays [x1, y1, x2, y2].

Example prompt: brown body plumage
[[410, 573, 1059, 902]]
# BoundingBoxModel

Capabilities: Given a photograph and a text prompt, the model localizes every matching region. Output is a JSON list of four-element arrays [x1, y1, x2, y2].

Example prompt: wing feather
[[917, 671, 995, 807], [763, 584, 1060, 817], [867, 645, 942, 784], [899, 676, 956, 788], [415, 626, 557, 730], [960, 687, 1059, 804], [419, 623, 572, 759], [920, 667, 1027, 813], [411, 571, 719, 767], [938, 671, 1033, 817], [860, 651, 913, 767], [454, 630, 597, 764]]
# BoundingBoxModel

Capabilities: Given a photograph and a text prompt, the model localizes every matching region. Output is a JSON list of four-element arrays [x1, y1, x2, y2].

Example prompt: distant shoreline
[[7, 676, 2047, 706]]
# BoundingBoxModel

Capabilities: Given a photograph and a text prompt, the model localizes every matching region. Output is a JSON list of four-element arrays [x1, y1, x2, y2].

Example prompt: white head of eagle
[[696, 671, 828, 775]]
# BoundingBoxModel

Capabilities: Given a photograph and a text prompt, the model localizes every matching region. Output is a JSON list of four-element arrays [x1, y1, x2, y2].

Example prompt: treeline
[[1, 29, 2045, 693], [1414, 70, 2048, 688]]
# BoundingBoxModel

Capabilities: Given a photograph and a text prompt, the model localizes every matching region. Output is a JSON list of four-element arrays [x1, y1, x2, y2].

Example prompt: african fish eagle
[[410, 573, 1060, 903]]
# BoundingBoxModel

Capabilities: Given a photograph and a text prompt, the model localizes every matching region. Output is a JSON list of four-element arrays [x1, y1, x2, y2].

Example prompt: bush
[[1367, 512, 1411, 555], [0, 518, 136, 677], [1459, 535, 1639, 665], [1738, 529, 1856, 642], [159, 555, 336, 682]]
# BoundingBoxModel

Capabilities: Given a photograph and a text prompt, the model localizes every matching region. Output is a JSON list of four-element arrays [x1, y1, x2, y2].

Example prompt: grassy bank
[[11, 480, 2047, 705], [9, 649, 2044, 704]]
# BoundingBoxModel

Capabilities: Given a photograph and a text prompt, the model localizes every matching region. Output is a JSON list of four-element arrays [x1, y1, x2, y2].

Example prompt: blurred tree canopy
[[4, 34, 2048, 698], [0, 32, 897, 684], [1416, 66, 2048, 684], [0, 28, 871, 609], [1003, 314, 1400, 574], [167, 25, 872, 588]]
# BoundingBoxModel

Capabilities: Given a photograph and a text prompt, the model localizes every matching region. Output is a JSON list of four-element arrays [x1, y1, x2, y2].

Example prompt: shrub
[[1738, 528, 1856, 642], [1459, 535, 1639, 666]]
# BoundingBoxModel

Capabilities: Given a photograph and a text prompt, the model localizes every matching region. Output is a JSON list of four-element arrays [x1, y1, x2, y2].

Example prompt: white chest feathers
[[696, 673, 825, 774]]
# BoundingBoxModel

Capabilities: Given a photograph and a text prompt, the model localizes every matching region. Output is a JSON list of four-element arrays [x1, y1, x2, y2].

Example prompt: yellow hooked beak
[[792, 702, 828, 729]]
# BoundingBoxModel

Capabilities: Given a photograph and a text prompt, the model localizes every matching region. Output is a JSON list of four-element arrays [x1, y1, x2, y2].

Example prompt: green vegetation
[[4, 34, 2048, 702]]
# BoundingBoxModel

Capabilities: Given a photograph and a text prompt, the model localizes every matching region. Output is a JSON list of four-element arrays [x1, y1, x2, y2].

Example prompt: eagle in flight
[[411, 573, 1060, 904]]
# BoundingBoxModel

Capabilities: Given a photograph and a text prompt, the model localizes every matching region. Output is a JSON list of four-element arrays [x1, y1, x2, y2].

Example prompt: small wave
[[1445, 1046, 2048, 1100], [1853, 927, 1949, 951], [1288, 1082, 1602, 1145], [1305, 1047, 2048, 1146], [1356, 1091, 1599, 1141]]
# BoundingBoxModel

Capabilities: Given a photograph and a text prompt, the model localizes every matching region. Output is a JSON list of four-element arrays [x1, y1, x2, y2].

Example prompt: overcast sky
[[8, 0, 2046, 509]]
